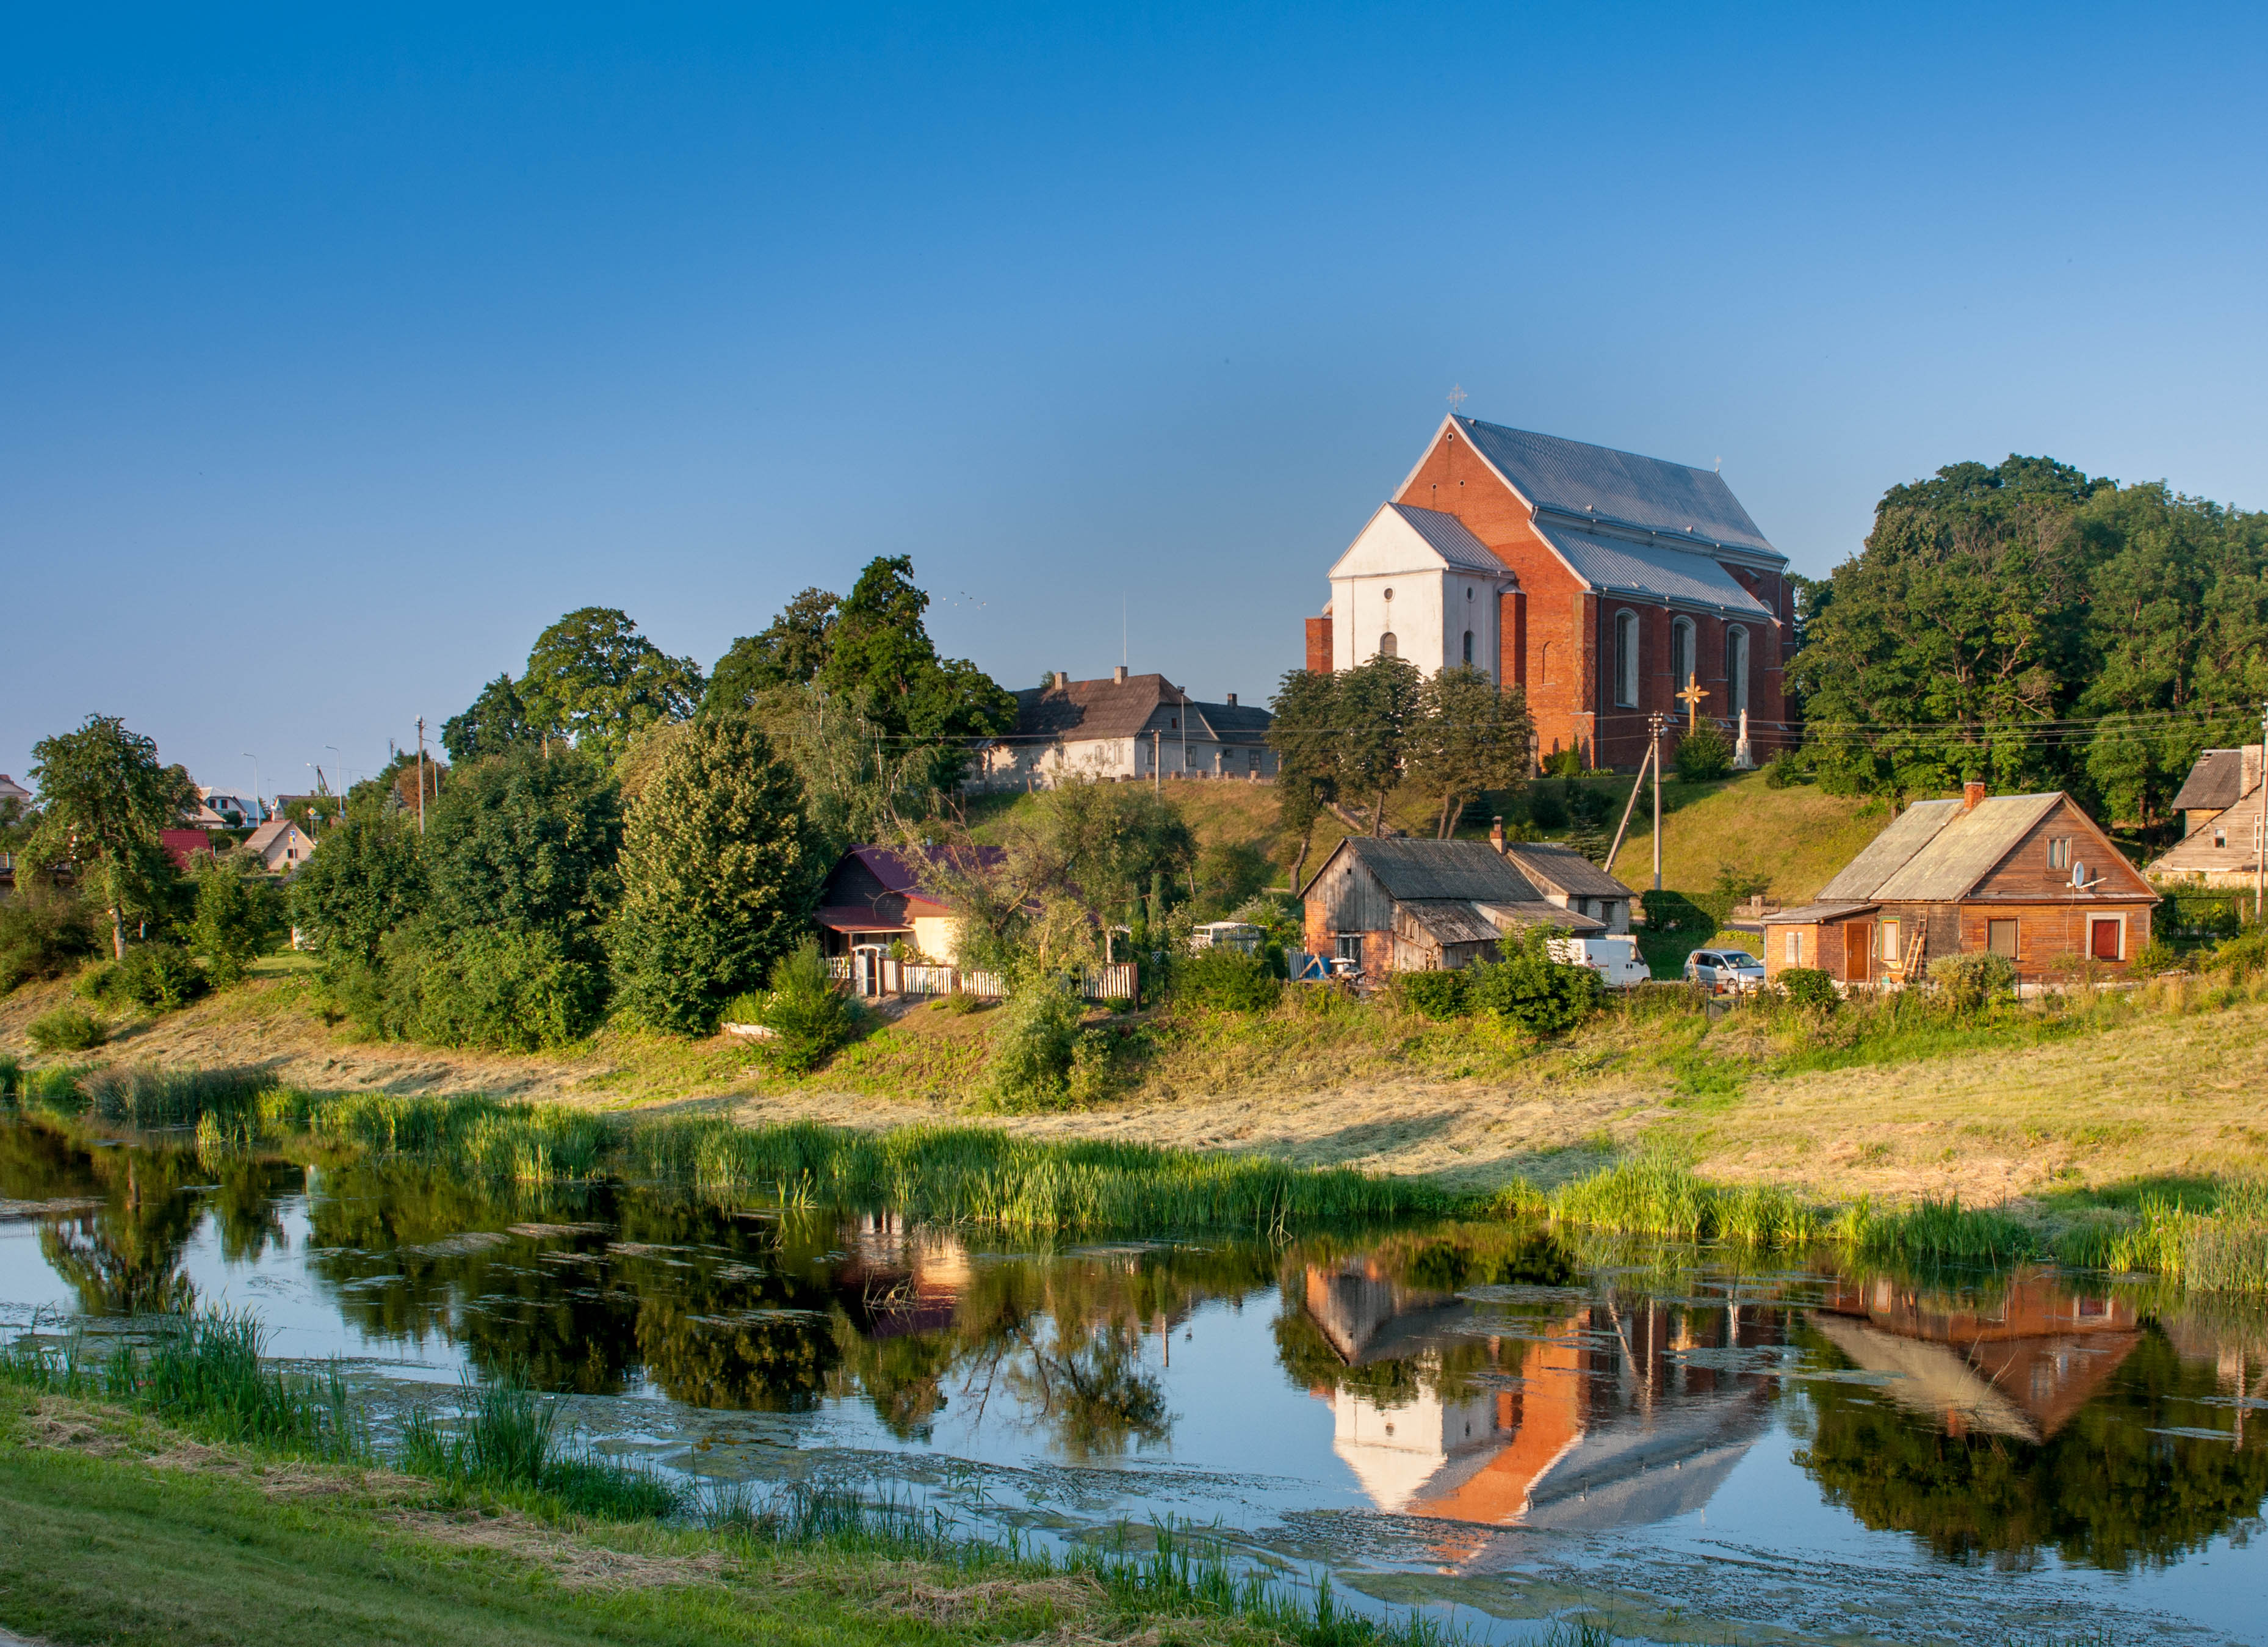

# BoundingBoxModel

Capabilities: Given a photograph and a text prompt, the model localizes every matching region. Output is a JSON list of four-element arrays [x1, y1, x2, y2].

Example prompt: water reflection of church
[[1301, 1257, 1774, 1554]]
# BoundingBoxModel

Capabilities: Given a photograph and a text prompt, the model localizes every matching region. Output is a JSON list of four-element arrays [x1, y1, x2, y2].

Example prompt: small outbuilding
[[1301, 838, 1602, 976], [1495, 831, 1637, 934], [2145, 745, 2264, 888], [1762, 783, 2156, 986]]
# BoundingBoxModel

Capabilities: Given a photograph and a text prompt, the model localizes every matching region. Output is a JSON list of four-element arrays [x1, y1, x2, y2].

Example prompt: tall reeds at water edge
[[2054, 1182, 2268, 1292]]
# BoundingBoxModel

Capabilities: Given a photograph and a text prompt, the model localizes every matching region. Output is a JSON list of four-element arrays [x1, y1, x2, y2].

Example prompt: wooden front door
[[1845, 921, 1869, 983], [2090, 918, 2123, 961]]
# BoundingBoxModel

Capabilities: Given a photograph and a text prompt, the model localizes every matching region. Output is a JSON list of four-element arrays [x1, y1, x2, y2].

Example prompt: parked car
[[1548, 935, 1654, 990], [1684, 947, 1766, 993]]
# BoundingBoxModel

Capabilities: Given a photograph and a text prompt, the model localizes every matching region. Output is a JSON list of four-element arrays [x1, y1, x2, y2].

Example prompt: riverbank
[[10, 962, 2268, 1222]]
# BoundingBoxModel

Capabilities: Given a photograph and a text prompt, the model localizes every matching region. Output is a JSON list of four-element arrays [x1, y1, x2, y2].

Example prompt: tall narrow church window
[[1725, 626, 1749, 717], [1614, 610, 1639, 708], [1670, 617, 1696, 695], [1462, 631, 1473, 667], [1380, 632, 1398, 657]]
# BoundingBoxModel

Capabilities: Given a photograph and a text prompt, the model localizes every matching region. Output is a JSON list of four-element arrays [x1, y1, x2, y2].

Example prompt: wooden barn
[[1301, 838, 1602, 976], [1761, 784, 2156, 987]]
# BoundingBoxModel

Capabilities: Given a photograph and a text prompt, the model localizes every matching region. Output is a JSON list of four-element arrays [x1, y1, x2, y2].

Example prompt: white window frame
[[2087, 913, 2127, 961], [1784, 928, 1801, 965], [1613, 610, 1640, 708]]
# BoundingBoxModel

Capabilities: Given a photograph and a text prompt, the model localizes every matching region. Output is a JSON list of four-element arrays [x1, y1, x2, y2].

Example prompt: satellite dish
[[2070, 861, 2087, 889]]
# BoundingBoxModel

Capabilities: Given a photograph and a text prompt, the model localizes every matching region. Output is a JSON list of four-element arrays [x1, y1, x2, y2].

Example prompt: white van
[[1548, 935, 1653, 990]]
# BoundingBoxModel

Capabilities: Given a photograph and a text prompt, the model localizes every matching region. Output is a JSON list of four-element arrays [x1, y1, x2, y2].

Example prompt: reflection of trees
[[1000, 1322, 1169, 1462], [207, 1159, 297, 1264], [15, 1128, 206, 1317], [1796, 1324, 2268, 1571], [833, 1317, 956, 1440]]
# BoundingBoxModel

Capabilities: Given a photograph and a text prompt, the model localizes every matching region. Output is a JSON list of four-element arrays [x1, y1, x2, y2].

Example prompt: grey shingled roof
[[1456, 418, 1780, 558], [2171, 749, 2252, 813], [1479, 900, 1606, 934], [1531, 521, 1771, 618], [1385, 503, 1508, 574], [1501, 842, 1638, 900], [1327, 838, 1545, 902], [1399, 900, 1508, 947], [1010, 673, 1271, 747], [1759, 900, 1879, 925], [1872, 794, 2064, 901], [1815, 800, 1961, 902]]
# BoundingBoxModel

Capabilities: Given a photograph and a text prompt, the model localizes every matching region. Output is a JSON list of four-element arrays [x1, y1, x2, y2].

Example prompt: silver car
[[1684, 947, 1766, 993]]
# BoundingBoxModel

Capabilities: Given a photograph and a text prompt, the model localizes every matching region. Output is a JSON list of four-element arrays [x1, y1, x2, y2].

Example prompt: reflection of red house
[[1811, 1267, 2140, 1442]]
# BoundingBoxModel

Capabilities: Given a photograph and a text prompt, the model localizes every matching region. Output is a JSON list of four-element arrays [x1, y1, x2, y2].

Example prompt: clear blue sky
[[7, 3, 2265, 797]]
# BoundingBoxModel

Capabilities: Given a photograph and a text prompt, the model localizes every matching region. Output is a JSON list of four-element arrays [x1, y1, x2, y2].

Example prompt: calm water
[[4, 1117, 2266, 1645]]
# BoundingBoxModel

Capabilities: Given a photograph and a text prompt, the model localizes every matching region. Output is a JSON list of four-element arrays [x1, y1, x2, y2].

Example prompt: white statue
[[1733, 708, 1755, 770]]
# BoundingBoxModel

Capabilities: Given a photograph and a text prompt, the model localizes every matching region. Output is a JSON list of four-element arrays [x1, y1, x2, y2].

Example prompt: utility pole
[[1152, 728, 1161, 795], [1649, 712, 1667, 891], [415, 717, 428, 836]]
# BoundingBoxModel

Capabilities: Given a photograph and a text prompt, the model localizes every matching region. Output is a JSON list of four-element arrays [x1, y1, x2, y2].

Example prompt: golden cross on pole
[[1675, 673, 1710, 733]]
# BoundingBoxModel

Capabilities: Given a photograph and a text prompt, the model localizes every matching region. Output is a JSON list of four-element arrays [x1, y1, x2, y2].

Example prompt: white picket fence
[[836, 951, 1132, 1004]]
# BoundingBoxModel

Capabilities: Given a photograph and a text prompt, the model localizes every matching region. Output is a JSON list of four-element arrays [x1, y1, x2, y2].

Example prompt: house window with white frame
[[1614, 610, 1639, 708], [1785, 928, 1801, 965]]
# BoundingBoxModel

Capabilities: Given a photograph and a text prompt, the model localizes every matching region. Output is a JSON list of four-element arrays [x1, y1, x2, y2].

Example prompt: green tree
[[1335, 654, 1424, 836], [1405, 666, 1534, 839], [441, 673, 537, 764], [704, 587, 839, 715], [22, 715, 198, 958], [1266, 668, 1341, 886], [421, 745, 623, 969], [289, 811, 427, 966], [521, 608, 706, 764], [609, 714, 820, 1033], [184, 855, 287, 986], [815, 557, 1017, 789]]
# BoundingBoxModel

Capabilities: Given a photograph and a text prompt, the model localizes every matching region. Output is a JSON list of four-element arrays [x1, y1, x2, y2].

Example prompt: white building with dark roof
[[977, 668, 1274, 789]]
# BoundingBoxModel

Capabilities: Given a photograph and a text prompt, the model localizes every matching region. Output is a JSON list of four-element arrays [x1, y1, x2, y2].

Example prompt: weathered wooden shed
[[1301, 838, 1603, 975], [1763, 785, 2157, 986], [1497, 836, 1637, 934]]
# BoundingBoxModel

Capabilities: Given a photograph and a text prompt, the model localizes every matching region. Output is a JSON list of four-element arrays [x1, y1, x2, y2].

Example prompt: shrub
[[1778, 966, 1838, 1010], [0, 883, 101, 995], [1397, 969, 1470, 1019], [1761, 748, 1805, 788], [719, 990, 767, 1026], [1467, 927, 1605, 1036], [185, 858, 286, 986], [1929, 950, 2017, 1013], [382, 925, 607, 1052], [27, 1005, 107, 1052], [757, 940, 855, 1073], [1675, 720, 1734, 781], [2132, 938, 2179, 973], [1523, 786, 1569, 831], [1176, 946, 1282, 1013], [984, 971, 1091, 1107], [107, 943, 209, 1010], [1539, 748, 1584, 780], [2211, 928, 2268, 980]]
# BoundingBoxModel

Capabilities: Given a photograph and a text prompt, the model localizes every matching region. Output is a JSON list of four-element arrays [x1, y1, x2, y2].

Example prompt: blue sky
[[6, 3, 2265, 797]]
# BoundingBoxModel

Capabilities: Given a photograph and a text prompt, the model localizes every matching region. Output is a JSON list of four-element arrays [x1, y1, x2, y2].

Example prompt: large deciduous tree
[[1405, 665, 1534, 839], [816, 557, 1016, 789], [1266, 668, 1340, 886], [24, 715, 198, 958], [704, 587, 840, 715], [520, 607, 706, 764], [441, 673, 536, 764], [609, 715, 818, 1034], [1335, 654, 1424, 836]]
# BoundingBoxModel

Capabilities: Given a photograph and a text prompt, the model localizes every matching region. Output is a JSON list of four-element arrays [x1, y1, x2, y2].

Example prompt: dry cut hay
[[393, 1507, 737, 1591]]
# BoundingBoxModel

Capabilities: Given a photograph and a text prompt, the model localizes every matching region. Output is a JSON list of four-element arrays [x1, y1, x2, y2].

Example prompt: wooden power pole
[[1649, 711, 1667, 891], [415, 717, 428, 836]]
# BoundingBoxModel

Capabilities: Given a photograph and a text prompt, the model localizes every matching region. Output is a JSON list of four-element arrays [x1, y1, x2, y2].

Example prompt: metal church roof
[[1531, 520, 1771, 618], [1384, 503, 1508, 574], [1455, 418, 1781, 559]]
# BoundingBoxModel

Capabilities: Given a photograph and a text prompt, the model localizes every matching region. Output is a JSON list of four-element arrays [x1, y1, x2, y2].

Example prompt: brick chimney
[[1225, 692, 1237, 706], [1489, 815, 1506, 853], [1052, 671, 1067, 690], [1113, 665, 1128, 684], [1963, 780, 1987, 811]]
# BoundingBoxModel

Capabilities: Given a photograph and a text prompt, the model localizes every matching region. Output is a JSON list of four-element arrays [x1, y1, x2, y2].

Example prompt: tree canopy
[[815, 557, 1017, 786], [23, 715, 198, 958], [704, 587, 839, 715], [519, 608, 706, 764], [1789, 456, 2268, 819], [441, 673, 536, 764]]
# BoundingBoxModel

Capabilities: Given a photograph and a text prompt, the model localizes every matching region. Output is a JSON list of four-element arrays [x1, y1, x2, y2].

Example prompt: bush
[[1176, 946, 1281, 1013], [1778, 967, 1838, 1010], [757, 940, 855, 1073], [2211, 928, 2268, 980], [1761, 749, 1804, 788], [27, 1005, 107, 1052], [0, 883, 100, 995], [1675, 720, 1735, 781], [1524, 786, 1569, 831], [1467, 927, 1605, 1036], [382, 925, 607, 1052], [105, 943, 209, 1010], [2132, 938, 2179, 973], [186, 858, 286, 986], [1539, 748, 1584, 780], [1397, 969, 1470, 1019], [984, 971, 1092, 1107], [1929, 950, 2017, 1013]]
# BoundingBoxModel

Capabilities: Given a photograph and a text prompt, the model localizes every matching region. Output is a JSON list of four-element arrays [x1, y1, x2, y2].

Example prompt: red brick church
[[1305, 415, 1793, 770]]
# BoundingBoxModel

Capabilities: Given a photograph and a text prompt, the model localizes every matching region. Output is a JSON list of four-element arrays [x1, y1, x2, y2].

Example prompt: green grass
[[2053, 1181, 2268, 1292]]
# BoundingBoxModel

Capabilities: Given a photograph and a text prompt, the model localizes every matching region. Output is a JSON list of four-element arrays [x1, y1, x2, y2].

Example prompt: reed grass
[[2054, 1181, 2268, 1292], [400, 1367, 680, 1520]]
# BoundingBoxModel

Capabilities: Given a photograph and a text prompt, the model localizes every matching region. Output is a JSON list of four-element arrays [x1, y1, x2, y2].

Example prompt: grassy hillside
[[970, 770, 1888, 905]]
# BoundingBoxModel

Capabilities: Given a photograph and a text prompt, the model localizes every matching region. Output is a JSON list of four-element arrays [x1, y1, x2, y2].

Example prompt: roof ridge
[[1459, 414, 1716, 479]]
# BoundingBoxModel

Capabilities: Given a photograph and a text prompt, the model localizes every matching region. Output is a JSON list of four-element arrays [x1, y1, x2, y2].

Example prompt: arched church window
[[1380, 632, 1398, 657], [1462, 631, 1473, 666], [1613, 610, 1639, 708], [1725, 626, 1749, 717], [1670, 617, 1696, 697]]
